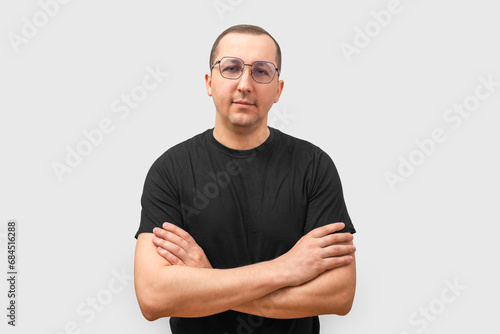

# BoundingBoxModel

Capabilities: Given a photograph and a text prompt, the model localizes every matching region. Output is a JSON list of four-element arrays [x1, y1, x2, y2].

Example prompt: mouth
[[232, 100, 255, 107]]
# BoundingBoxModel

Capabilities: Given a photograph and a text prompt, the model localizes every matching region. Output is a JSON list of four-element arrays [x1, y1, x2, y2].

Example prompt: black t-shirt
[[135, 127, 355, 334]]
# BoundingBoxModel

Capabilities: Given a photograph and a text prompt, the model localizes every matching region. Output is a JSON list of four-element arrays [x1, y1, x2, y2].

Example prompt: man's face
[[206, 33, 284, 129]]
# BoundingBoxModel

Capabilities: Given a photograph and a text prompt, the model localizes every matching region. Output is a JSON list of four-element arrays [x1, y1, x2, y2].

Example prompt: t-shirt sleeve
[[303, 147, 356, 235], [134, 152, 184, 238]]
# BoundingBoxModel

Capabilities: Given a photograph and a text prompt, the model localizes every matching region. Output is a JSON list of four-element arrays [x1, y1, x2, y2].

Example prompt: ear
[[205, 73, 213, 97], [273, 79, 284, 103]]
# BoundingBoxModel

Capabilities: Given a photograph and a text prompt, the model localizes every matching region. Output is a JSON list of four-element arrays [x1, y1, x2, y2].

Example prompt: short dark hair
[[209, 24, 281, 72]]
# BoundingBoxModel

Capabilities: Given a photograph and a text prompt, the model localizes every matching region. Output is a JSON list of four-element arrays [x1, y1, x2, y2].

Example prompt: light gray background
[[1, 0, 499, 333]]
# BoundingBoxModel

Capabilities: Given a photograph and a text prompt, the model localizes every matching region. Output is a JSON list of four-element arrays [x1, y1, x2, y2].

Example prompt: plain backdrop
[[1, 0, 499, 333]]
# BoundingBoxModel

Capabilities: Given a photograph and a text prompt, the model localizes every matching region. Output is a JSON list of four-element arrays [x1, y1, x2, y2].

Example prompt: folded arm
[[143, 222, 356, 320], [233, 245, 356, 318], [134, 232, 286, 320]]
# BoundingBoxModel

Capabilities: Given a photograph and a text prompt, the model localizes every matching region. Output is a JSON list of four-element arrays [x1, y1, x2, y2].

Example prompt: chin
[[228, 114, 261, 128]]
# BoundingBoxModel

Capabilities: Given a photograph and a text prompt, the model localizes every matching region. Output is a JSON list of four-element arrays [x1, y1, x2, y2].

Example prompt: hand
[[276, 222, 355, 287], [152, 223, 213, 269]]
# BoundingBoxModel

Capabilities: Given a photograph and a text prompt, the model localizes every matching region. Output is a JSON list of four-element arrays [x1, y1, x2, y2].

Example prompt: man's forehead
[[217, 33, 277, 64]]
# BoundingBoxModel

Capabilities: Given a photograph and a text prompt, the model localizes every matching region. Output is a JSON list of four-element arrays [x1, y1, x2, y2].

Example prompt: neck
[[213, 123, 270, 150]]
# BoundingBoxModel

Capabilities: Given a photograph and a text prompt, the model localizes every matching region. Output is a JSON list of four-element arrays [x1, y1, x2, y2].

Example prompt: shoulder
[[150, 129, 211, 174], [272, 128, 340, 183], [272, 127, 329, 162]]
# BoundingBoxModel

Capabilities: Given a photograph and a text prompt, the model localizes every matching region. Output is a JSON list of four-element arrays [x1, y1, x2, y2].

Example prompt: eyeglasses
[[210, 57, 280, 84]]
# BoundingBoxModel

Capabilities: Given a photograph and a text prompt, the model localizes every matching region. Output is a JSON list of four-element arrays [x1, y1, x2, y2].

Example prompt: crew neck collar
[[208, 127, 276, 158]]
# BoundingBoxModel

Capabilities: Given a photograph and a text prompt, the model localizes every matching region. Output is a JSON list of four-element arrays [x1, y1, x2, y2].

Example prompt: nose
[[236, 64, 253, 92]]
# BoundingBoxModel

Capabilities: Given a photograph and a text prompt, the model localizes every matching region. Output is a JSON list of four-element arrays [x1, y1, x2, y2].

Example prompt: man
[[134, 24, 356, 333]]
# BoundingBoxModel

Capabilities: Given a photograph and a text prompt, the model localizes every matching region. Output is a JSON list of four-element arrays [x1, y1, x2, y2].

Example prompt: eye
[[253, 64, 273, 77], [254, 68, 269, 76], [221, 63, 243, 73]]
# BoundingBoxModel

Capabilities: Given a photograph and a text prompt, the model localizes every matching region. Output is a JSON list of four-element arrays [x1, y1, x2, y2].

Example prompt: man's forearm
[[140, 224, 355, 320], [232, 254, 356, 319], [135, 237, 289, 320]]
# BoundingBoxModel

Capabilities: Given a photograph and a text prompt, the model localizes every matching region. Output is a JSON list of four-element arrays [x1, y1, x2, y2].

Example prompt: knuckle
[[332, 257, 345, 267], [311, 248, 321, 258], [181, 240, 190, 249], [343, 233, 353, 242], [330, 245, 341, 254], [327, 234, 338, 244], [179, 230, 189, 239], [170, 234, 180, 243], [172, 244, 181, 253]]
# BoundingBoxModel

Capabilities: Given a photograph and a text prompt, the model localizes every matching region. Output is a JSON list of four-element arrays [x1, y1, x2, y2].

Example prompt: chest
[[178, 156, 309, 268]]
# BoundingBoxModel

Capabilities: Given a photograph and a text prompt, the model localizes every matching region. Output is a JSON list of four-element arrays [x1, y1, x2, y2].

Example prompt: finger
[[154, 227, 189, 251], [156, 247, 184, 266], [152, 236, 191, 262], [310, 222, 345, 238], [163, 223, 197, 245], [321, 242, 356, 259], [322, 254, 354, 271], [318, 232, 354, 248]]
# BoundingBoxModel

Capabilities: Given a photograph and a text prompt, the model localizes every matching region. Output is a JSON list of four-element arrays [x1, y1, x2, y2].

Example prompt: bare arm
[[147, 222, 356, 319], [135, 233, 284, 320], [135, 223, 354, 320], [232, 246, 356, 318]]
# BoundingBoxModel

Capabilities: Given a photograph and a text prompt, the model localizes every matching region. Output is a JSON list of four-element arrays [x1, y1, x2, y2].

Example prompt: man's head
[[206, 25, 284, 132], [209, 25, 282, 72]]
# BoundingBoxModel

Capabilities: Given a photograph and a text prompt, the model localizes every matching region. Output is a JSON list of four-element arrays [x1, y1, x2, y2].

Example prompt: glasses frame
[[210, 56, 280, 84]]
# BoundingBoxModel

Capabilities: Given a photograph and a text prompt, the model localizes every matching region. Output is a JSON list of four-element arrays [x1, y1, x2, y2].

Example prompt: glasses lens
[[251, 61, 276, 83], [219, 58, 244, 79]]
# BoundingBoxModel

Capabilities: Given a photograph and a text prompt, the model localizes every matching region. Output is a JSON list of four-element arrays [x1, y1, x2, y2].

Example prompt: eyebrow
[[224, 57, 242, 63], [224, 56, 275, 66]]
